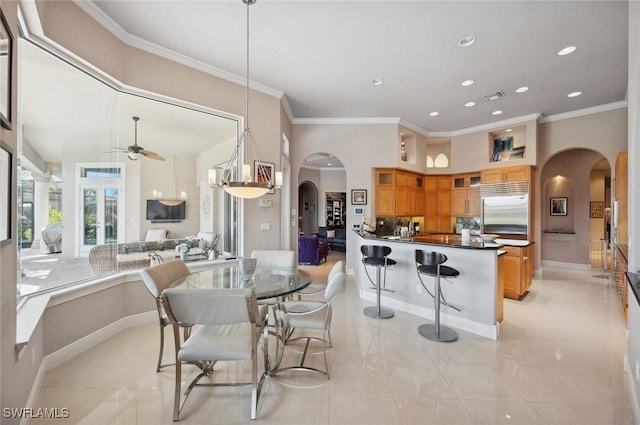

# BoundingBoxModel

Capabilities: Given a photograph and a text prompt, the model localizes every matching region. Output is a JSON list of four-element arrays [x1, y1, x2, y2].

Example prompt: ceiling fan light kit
[[208, 0, 282, 200], [115, 116, 165, 161]]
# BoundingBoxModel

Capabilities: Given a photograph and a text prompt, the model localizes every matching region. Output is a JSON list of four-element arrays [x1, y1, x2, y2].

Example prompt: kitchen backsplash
[[373, 216, 480, 235], [455, 217, 481, 234], [375, 217, 421, 236]]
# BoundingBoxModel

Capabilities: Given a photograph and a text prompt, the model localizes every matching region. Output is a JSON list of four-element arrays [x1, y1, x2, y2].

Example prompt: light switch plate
[[260, 223, 270, 230], [259, 199, 272, 208]]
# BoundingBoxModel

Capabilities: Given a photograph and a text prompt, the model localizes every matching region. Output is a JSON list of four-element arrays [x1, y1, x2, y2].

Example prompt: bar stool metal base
[[418, 323, 458, 342], [364, 305, 394, 319]]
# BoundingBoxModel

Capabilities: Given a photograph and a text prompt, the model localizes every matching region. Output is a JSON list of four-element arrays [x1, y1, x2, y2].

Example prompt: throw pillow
[[145, 228, 167, 242], [327, 230, 336, 238]]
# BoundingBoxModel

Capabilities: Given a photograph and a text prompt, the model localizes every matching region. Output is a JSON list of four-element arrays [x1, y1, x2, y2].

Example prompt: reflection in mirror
[[17, 39, 239, 300]]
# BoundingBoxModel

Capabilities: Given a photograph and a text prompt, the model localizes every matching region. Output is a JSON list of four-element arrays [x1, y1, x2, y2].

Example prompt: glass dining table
[[167, 264, 313, 374]]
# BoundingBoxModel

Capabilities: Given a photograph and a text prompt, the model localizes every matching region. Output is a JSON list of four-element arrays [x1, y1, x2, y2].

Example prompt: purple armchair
[[298, 235, 329, 265]]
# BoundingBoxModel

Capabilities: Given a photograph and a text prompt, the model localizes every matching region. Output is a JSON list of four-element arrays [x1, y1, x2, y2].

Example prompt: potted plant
[[176, 243, 190, 261]]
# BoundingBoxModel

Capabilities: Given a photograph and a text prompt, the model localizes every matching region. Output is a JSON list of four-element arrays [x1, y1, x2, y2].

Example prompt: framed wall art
[[351, 189, 367, 205], [590, 201, 604, 218], [0, 141, 12, 243], [254, 160, 275, 194], [0, 8, 12, 130], [550, 197, 568, 216]]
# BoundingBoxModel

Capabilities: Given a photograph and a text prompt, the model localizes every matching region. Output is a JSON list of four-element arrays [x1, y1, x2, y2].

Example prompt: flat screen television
[[146, 200, 186, 221]]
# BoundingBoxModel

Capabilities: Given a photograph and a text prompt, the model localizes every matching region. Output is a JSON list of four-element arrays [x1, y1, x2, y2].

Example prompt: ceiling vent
[[483, 91, 504, 101]]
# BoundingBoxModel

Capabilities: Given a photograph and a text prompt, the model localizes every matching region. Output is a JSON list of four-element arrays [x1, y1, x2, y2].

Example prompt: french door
[[79, 185, 123, 254]]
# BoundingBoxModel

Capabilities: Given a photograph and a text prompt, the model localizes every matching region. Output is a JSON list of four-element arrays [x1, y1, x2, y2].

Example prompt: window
[[17, 38, 240, 302]]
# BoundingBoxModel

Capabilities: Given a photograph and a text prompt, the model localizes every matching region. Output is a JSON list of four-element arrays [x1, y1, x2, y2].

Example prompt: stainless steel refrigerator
[[481, 182, 529, 236]]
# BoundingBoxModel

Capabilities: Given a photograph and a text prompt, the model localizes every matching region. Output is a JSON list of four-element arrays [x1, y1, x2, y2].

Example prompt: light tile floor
[[32, 263, 635, 425]]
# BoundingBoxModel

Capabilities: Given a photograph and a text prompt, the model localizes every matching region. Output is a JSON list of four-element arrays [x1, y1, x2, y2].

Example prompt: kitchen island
[[355, 231, 519, 339]]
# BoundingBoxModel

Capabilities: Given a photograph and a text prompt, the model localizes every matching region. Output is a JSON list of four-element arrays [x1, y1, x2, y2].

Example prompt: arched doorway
[[298, 181, 318, 235], [297, 152, 346, 237], [539, 148, 611, 271]]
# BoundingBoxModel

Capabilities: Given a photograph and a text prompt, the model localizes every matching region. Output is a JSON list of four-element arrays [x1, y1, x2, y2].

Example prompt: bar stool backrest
[[415, 250, 447, 267], [361, 245, 392, 259]]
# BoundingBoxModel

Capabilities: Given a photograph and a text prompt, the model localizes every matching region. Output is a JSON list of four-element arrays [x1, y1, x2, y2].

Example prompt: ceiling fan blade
[[140, 149, 165, 161]]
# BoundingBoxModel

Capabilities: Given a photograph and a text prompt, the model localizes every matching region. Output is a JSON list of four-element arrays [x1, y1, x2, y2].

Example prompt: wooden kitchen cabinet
[[501, 244, 533, 300], [425, 175, 450, 191], [375, 168, 424, 217], [375, 169, 396, 216], [450, 172, 481, 217], [481, 165, 532, 184], [424, 175, 451, 232]]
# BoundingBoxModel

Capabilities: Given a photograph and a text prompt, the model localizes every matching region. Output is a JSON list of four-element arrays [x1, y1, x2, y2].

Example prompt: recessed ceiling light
[[515, 86, 529, 93], [458, 36, 476, 47], [465, 102, 476, 107], [461, 79, 474, 87], [371, 78, 383, 86], [567, 91, 582, 97], [327, 163, 333, 166], [430, 111, 439, 117], [506, 128, 512, 132], [492, 110, 503, 115], [558, 46, 576, 56]]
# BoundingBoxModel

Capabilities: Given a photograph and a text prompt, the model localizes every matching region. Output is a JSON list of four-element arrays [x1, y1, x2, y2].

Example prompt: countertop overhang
[[356, 231, 534, 249]]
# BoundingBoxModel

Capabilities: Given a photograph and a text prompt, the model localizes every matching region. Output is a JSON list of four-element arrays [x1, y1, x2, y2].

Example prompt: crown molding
[[292, 117, 401, 125], [72, 0, 284, 100], [398, 119, 430, 138], [539, 101, 627, 123], [281, 95, 295, 123], [427, 113, 543, 138]]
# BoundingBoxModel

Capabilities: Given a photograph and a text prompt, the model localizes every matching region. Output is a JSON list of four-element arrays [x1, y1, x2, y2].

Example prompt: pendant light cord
[[245, 0, 250, 132]]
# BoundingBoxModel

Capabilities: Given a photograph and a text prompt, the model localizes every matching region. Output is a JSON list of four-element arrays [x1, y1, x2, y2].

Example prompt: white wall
[[626, 0, 640, 416]]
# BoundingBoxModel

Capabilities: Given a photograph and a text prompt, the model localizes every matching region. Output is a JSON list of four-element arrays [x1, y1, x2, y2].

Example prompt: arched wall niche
[[539, 148, 609, 266]]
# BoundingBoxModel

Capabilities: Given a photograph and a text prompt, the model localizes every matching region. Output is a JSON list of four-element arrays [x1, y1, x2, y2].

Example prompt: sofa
[[298, 235, 329, 265], [89, 239, 186, 273], [88, 231, 219, 273], [316, 227, 346, 252]]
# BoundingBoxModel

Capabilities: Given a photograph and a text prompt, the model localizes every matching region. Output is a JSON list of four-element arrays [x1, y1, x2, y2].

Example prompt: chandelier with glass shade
[[208, 0, 282, 199]]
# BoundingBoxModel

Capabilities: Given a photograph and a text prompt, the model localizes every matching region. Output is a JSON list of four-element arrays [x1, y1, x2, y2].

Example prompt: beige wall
[[1, 1, 637, 420], [0, 0, 18, 418], [291, 123, 398, 264]]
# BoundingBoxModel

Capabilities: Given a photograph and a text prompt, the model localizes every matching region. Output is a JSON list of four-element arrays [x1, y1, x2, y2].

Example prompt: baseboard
[[360, 290, 498, 340], [624, 355, 640, 425], [21, 311, 156, 425], [540, 260, 590, 271]]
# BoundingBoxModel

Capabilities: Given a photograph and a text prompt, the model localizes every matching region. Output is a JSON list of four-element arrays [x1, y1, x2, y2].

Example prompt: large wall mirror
[[17, 38, 239, 299]]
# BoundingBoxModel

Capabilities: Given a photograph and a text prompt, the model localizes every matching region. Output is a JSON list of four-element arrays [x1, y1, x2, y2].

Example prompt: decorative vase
[[180, 251, 188, 261], [239, 257, 258, 281]]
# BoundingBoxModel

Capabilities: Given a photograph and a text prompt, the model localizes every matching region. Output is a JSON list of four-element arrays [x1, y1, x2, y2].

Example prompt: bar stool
[[361, 245, 395, 319], [414, 250, 460, 342]]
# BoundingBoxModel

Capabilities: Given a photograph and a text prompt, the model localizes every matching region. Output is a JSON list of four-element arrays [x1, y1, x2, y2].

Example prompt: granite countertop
[[355, 230, 533, 250]]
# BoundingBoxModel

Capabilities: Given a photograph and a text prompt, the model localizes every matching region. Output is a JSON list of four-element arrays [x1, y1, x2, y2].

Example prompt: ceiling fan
[[114, 116, 165, 161]]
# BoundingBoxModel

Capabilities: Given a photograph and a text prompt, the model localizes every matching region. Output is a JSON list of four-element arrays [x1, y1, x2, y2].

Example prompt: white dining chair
[[276, 267, 346, 378], [297, 260, 345, 300], [160, 287, 267, 421], [139, 260, 191, 372]]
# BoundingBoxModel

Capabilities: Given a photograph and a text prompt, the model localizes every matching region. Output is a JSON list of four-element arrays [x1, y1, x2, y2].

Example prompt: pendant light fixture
[[208, 0, 282, 199], [159, 155, 186, 206]]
